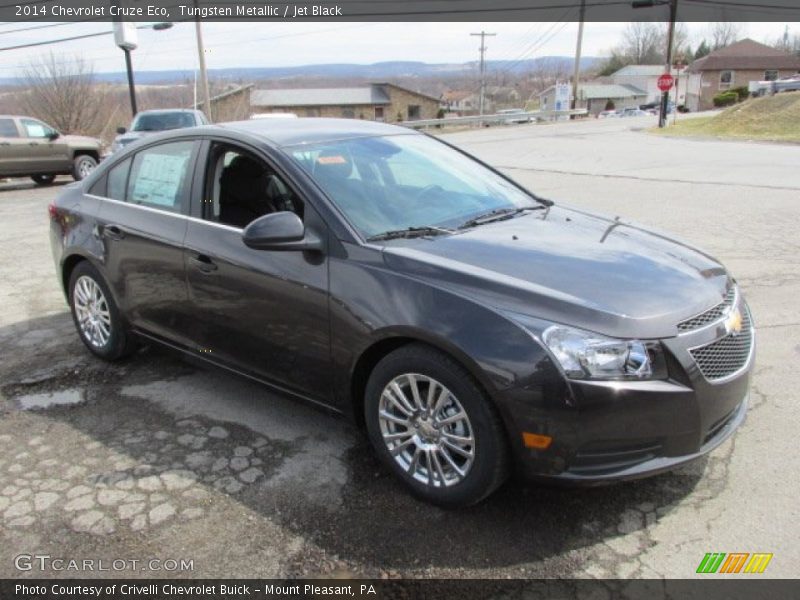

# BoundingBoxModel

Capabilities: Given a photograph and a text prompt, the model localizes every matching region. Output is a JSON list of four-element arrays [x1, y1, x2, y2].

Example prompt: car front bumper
[[501, 302, 754, 484]]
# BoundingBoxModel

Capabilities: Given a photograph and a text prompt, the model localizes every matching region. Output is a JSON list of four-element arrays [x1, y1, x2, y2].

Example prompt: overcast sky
[[0, 21, 794, 77]]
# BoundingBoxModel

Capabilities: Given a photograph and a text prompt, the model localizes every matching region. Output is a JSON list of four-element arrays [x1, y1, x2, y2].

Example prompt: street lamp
[[633, 0, 678, 128], [112, 21, 174, 118]]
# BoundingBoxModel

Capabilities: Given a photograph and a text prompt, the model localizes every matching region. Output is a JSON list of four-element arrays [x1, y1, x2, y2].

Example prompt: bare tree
[[709, 23, 743, 50], [622, 22, 663, 64], [20, 52, 106, 135]]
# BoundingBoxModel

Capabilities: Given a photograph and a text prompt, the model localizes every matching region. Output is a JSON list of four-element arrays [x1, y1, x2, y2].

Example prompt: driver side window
[[204, 143, 303, 229], [21, 119, 55, 139]]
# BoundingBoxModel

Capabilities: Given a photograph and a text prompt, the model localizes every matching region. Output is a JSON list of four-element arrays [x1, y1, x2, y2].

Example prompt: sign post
[[113, 20, 139, 117], [657, 73, 674, 128]]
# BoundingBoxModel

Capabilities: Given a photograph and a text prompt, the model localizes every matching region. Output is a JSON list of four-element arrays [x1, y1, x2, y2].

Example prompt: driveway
[[1, 117, 798, 579]]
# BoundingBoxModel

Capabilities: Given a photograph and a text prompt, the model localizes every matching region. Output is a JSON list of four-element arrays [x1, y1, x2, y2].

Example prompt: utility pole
[[194, 0, 213, 122], [570, 0, 586, 112], [470, 31, 496, 115], [660, 0, 678, 128]]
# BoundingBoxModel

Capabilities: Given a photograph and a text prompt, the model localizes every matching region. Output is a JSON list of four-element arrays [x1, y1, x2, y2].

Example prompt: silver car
[[111, 109, 208, 154]]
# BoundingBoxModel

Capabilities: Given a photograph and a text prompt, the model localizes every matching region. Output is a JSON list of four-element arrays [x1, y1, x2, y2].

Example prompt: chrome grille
[[678, 286, 736, 332], [690, 308, 753, 381]]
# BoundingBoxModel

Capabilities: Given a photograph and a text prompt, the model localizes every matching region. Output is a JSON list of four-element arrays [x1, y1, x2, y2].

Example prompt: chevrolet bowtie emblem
[[724, 308, 743, 336]]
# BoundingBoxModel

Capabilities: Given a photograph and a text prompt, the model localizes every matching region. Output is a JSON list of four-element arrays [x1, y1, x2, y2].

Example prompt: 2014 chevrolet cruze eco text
[[49, 119, 754, 506]]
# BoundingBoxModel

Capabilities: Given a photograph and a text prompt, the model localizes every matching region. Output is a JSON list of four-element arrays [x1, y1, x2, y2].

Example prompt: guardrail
[[400, 108, 589, 129]]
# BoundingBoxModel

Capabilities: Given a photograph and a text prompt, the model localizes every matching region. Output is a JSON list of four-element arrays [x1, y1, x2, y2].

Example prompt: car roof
[[215, 117, 418, 147], [135, 109, 200, 116]]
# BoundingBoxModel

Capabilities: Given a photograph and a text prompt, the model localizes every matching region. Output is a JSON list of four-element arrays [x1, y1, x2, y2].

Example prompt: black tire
[[67, 261, 136, 360], [72, 154, 97, 181], [31, 174, 56, 186], [364, 343, 509, 507]]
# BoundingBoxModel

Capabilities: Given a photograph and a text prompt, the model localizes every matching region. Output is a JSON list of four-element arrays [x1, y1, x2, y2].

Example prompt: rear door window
[[126, 141, 195, 213], [106, 158, 132, 201], [0, 118, 19, 137]]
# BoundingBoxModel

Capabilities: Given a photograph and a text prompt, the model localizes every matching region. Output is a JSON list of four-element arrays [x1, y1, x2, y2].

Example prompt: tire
[[72, 154, 97, 181], [31, 174, 56, 186], [68, 261, 135, 360], [364, 343, 509, 507]]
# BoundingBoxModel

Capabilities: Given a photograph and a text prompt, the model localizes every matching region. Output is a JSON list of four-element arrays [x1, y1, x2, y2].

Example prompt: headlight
[[542, 325, 654, 380]]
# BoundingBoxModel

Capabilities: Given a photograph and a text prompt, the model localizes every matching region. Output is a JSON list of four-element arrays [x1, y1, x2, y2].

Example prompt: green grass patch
[[652, 93, 800, 143]]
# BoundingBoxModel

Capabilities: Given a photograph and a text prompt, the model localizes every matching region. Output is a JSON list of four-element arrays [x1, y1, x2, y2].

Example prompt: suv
[[111, 109, 207, 154], [0, 115, 102, 185]]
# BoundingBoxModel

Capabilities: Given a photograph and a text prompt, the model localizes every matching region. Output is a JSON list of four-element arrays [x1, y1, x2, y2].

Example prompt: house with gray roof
[[538, 82, 647, 116], [250, 83, 440, 122], [610, 64, 689, 105]]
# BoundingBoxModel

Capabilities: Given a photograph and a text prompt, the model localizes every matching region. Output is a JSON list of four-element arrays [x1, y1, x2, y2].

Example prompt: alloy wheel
[[77, 158, 95, 179], [378, 373, 475, 488], [73, 275, 112, 348]]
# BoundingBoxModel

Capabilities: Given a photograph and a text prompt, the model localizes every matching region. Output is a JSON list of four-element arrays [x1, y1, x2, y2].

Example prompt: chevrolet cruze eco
[[49, 119, 753, 506]]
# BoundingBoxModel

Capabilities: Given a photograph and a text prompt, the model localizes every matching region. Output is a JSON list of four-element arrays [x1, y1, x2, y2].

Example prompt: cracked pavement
[[1, 117, 798, 580]]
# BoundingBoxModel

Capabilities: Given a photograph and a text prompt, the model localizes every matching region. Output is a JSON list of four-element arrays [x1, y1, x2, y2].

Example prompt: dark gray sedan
[[48, 119, 753, 506]]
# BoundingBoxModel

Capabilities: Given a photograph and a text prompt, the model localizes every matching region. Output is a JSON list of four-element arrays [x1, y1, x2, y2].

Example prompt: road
[[0, 116, 798, 580]]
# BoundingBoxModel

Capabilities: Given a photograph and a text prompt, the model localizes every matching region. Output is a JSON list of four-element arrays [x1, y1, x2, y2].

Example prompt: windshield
[[287, 134, 538, 239], [131, 112, 196, 132]]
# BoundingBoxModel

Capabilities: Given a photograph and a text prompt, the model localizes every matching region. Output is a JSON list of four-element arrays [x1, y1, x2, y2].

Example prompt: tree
[[20, 52, 105, 135], [694, 40, 711, 59], [709, 23, 743, 50], [772, 26, 800, 56]]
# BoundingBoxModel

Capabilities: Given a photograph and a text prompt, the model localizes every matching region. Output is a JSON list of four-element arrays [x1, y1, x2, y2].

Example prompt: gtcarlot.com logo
[[696, 552, 773, 574]]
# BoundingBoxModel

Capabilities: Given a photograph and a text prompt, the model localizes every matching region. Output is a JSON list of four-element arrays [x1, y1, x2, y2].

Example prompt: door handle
[[103, 224, 126, 240], [189, 253, 218, 273]]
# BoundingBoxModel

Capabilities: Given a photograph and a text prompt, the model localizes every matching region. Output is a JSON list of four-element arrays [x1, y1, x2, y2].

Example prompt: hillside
[[654, 93, 800, 143]]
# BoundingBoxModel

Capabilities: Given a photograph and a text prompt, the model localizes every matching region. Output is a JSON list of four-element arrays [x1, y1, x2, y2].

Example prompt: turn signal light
[[522, 432, 553, 449]]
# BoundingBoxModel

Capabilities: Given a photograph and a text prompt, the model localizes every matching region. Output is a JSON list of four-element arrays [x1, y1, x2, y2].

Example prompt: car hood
[[380, 205, 730, 339], [114, 131, 152, 145]]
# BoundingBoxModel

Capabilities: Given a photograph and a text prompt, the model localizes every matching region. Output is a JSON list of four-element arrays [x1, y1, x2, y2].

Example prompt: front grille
[[690, 308, 753, 381], [678, 286, 736, 332]]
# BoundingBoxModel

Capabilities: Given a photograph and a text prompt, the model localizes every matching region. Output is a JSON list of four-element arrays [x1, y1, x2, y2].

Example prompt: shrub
[[713, 91, 738, 107], [730, 86, 750, 101], [604, 99, 615, 111]]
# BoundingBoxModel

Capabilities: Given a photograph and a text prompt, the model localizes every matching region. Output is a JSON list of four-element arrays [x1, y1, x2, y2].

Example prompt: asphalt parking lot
[[1, 116, 798, 580]]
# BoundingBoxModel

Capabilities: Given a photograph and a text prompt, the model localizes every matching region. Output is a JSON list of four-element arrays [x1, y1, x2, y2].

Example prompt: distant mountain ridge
[[0, 57, 600, 86]]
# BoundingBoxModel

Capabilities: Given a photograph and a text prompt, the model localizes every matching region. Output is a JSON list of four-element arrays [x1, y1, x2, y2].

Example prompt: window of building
[[374, 106, 384, 121], [0, 118, 18, 137], [719, 70, 734, 89], [341, 109, 355, 119], [764, 70, 778, 81], [305, 108, 320, 117], [126, 141, 194, 213], [407, 105, 421, 120]]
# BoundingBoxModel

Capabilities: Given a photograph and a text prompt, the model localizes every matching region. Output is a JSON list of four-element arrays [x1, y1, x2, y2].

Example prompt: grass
[[651, 92, 800, 143]]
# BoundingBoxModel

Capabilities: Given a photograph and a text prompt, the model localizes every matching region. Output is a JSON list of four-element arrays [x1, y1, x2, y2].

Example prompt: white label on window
[[132, 153, 187, 207]]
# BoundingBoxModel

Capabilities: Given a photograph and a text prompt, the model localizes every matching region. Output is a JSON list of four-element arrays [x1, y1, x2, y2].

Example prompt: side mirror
[[116, 127, 127, 135], [242, 212, 323, 252], [46, 131, 60, 141]]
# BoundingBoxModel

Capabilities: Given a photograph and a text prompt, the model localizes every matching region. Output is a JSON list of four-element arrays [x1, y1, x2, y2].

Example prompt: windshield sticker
[[317, 155, 347, 165]]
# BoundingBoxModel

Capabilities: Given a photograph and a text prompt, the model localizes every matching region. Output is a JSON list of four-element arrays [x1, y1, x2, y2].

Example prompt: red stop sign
[[657, 73, 675, 92]]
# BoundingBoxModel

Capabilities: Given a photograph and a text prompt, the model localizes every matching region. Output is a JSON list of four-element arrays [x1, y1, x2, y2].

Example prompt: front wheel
[[72, 154, 97, 181], [68, 261, 135, 360], [364, 344, 509, 507]]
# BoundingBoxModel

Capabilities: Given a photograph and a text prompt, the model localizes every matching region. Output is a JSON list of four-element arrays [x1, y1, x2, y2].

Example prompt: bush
[[730, 86, 750, 101], [713, 91, 738, 107], [604, 99, 615, 111]]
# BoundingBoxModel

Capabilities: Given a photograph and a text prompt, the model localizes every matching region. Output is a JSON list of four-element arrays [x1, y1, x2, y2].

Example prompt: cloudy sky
[[0, 21, 794, 77]]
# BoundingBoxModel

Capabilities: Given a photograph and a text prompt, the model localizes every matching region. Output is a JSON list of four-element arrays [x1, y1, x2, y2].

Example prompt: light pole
[[194, 0, 213, 122], [633, 0, 678, 128], [112, 21, 174, 118]]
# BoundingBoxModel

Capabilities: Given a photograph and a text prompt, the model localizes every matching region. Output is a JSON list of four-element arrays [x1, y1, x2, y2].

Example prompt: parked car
[[110, 109, 207, 154], [597, 110, 619, 119], [49, 119, 753, 507], [0, 115, 101, 185], [497, 108, 533, 124], [621, 108, 649, 117], [250, 112, 299, 120]]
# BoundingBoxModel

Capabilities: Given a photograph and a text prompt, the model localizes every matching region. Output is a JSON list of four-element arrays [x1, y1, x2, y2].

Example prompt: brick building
[[685, 39, 800, 111], [249, 83, 440, 122]]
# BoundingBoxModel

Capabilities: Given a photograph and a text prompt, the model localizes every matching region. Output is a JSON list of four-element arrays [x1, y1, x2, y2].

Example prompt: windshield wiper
[[366, 226, 454, 242], [457, 206, 544, 230]]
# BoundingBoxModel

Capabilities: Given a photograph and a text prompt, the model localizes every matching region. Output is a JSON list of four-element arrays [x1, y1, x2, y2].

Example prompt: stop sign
[[657, 73, 675, 92]]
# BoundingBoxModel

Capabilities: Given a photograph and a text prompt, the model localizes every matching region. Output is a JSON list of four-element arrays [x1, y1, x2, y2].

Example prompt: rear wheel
[[31, 174, 56, 186], [72, 154, 97, 181], [68, 261, 135, 360], [365, 344, 509, 507]]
